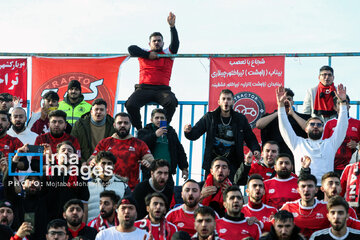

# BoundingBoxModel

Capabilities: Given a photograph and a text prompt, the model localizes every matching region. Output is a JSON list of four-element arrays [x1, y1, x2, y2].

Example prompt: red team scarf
[[345, 162, 360, 207], [140, 216, 172, 240], [68, 222, 86, 238], [202, 173, 232, 207], [314, 82, 336, 116], [93, 213, 119, 231]]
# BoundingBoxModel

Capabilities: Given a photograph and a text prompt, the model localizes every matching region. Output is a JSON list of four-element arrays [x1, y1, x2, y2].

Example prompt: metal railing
[[117, 100, 360, 185]]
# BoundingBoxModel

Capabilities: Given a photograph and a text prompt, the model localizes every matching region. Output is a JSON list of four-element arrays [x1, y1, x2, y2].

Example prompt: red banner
[[31, 56, 127, 116], [209, 56, 285, 141], [0, 59, 27, 107]]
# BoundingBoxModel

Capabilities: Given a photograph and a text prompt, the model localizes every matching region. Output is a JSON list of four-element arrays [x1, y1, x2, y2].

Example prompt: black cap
[[68, 80, 81, 91], [118, 195, 137, 208], [0, 200, 15, 212], [171, 231, 191, 240], [0, 93, 13, 102]]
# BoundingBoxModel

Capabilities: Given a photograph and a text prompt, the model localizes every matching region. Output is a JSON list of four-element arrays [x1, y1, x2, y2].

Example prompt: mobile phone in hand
[[24, 212, 35, 234], [160, 120, 167, 128], [27, 145, 44, 153]]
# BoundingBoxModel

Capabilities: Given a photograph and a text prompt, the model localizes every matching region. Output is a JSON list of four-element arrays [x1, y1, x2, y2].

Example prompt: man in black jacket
[[260, 210, 305, 240], [62, 199, 97, 239], [184, 89, 261, 180], [137, 108, 188, 181], [133, 159, 173, 220]]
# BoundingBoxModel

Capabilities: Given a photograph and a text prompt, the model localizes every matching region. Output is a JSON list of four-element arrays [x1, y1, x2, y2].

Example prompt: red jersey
[[241, 203, 278, 232], [249, 161, 274, 180], [263, 176, 300, 209], [280, 199, 329, 239], [35, 132, 81, 157], [323, 117, 360, 170], [165, 204, 219, 236], [216, 218, 261, 240], [134, 219, 178, 240], [340, 162, 360, 208], [0, 134, 23, 157], [93, 136, 151, 189], [138, 48, 174, 86]]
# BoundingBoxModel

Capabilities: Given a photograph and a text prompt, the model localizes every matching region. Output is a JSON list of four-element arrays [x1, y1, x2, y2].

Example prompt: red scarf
[[92, 213, 119, 231], [202, 174, 232, 207], [345, 162, 360, 207], [314, 82, 336, 116], [138, 216, 172, 240], [68, 222, 86, 238]]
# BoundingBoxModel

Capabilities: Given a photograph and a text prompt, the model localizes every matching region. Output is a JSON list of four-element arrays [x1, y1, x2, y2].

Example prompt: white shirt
[[7, 127, 38, 145], [95, 227, 148, 240], [278, 105, 348, 184]]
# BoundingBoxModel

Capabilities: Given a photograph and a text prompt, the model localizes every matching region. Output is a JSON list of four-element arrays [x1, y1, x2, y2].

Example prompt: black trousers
[[125, 84, 178, 130]]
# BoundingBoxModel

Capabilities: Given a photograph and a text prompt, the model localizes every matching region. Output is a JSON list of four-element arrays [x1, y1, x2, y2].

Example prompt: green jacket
[[71, 113, 115, 162], [58, 94, 92, 126]]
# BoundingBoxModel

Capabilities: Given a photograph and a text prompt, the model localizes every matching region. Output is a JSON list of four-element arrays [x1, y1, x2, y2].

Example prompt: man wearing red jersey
[[263, 153, 300, 209], [234, 141, 279, 185], [242, 174, 278, 232], [201, 157, 232, 217], [321, 171, 358, 219], [135, 192, 177, 240], [340, 161, 360, 211], [0, 110, 27, 172], [280, 174, 330, 239], [166, 180, 209, 236], [126, 12, 179, 130], [92, 112, 153, 189], [323, 95, 360, 176], [216, 185, 261, 239], [32, 110, 81, 171]]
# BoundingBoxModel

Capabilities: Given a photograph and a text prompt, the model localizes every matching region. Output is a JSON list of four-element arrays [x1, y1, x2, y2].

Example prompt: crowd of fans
[[0, 12, 360, 240]]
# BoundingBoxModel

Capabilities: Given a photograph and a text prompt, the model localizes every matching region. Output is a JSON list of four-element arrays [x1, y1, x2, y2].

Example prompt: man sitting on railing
[[126, 12, 179, 130]]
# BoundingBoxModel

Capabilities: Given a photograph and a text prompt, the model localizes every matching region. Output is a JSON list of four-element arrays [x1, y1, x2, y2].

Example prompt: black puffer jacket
[[184, 107, 260, 172]]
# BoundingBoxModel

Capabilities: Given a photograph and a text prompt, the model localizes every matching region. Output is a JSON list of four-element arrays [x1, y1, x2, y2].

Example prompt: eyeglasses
[[48, 231, 66, 236], [309, 122, 323, 127], [320, 73, 333, 77]]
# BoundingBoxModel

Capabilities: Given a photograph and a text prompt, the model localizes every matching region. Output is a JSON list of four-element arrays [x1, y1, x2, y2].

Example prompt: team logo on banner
[[233, 91, 265, 128], [32, 72, 112, 112]]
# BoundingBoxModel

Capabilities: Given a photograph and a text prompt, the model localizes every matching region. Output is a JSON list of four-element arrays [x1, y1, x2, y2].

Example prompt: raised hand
[[276, 86, 287, 107], [335, 84, 347, 101], [300, 156, 311, 169], [167, 12, 176, 27]]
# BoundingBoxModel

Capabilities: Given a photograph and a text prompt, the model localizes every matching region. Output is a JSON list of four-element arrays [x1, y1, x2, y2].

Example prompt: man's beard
[[331, 220, 346, 231], [100, 209, 113, 219], [120, 217, 135, 229], [0, 125, 7, 136], [308, 131, 322, 140], [12, 122, 25, 133], [184, 197, 198, 208], [277, 169, 291, 179], [50, 130, 64, 138], [116, 128, 130, 138], [67, 216, 82, 227], [149, 211, 164, 222]]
